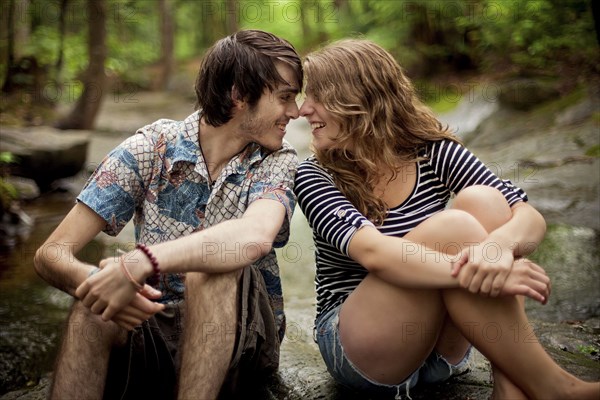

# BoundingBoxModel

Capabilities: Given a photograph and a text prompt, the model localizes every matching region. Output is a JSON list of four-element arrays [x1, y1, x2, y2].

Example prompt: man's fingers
[[75, 281, 89, 300], [102, 304, 119, 322], [131, 293, 165, 314], [112, 313, 143, 331], [90, 300, 107, 315], [140, 284, 162, 299]]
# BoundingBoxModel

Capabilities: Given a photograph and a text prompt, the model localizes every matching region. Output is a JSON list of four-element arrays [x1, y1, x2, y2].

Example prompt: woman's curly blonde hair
[[304, 39, 460, 224]]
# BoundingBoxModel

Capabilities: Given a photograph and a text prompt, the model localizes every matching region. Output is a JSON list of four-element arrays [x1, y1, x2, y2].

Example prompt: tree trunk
[[154, 0, 174, 91], [56, 0, 106, 130], [225, 0, 238, 34], [1, 0, 15, 91], [55, 0, 69, 83], [2, 0, 31, 93]]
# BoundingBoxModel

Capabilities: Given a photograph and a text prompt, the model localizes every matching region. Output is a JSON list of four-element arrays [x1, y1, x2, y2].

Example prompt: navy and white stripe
[[294, 140, 528, 320]]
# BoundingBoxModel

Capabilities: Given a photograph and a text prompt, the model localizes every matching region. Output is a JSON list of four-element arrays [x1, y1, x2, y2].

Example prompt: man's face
[[238, 63, 300, 151]]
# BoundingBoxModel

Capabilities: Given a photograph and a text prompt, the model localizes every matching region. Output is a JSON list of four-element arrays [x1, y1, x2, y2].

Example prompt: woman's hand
[[451, 239, 515, 297], [499, 258, 550, 304], [453, 249, 550, 304]]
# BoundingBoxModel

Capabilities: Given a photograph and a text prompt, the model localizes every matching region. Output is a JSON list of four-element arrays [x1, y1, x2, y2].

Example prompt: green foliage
[[0, 153, 18, 211], [577, 344, 599, 356], [0, 152, 16, 164], [5, 0, 598, 92], [476, 0, 598, 74]]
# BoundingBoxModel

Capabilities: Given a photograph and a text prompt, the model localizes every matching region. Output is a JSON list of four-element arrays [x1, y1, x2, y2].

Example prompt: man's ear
[[231, 86, 246, 109]]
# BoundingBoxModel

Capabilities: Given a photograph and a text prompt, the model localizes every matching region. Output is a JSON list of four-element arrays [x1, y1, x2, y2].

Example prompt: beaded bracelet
[[119, 256, 143, 292], [136, 243, 160, 286]]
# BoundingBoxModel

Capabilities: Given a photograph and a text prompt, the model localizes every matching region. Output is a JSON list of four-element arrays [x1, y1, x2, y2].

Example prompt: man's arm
[[75, 198, 287, 321], [34, 202, 164, 330], [34, 202, 107, 296], [150, 198, 287, 273]]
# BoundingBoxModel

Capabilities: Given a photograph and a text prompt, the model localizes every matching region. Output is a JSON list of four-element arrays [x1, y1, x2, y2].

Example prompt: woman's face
[[299, 92, 341, 151]]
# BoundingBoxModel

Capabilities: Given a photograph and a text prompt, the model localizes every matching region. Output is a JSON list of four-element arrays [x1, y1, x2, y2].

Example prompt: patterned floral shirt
[[78, 111, 298, 337]]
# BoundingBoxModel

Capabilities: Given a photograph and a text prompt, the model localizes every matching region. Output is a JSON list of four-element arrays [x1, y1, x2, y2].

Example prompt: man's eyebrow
[[276, 86, 300, 95]]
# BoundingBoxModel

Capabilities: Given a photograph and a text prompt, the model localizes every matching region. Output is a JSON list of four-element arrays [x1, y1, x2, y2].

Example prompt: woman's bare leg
[[449, 185, 527, 399], [444, 185, 598, 399], [339, 207, 490, 384], [340, 185, 599, 398]]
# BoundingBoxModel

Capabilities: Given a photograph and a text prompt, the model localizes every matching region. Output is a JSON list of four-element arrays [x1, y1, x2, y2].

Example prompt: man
[[34, 30, 302, 399]]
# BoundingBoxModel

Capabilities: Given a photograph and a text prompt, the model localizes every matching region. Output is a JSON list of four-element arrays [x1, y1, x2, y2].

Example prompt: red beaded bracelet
[[136, 243, 160, 286]]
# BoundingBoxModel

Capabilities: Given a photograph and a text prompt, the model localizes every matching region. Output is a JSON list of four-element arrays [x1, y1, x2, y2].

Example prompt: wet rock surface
[[0, 127, 90, 192], [1, 87, 599, 399]]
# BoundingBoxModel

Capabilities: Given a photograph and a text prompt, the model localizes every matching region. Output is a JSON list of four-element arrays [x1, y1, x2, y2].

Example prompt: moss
[[531, 85, 587, 116], [585, 144, 600, 158]]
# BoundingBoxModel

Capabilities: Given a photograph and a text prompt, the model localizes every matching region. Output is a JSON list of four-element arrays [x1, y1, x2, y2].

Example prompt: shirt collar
[[167, 112, 202, 170], [167, 111, 270, 176]]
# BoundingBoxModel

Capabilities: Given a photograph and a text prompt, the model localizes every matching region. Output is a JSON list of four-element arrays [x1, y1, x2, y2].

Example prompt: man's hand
[[111, 287, 165, 330], [75, 255, 162, 323]]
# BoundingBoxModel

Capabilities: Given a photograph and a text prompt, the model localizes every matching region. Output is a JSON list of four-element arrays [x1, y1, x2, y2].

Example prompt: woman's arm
[[295, 158, 549, 303], [349, 225, 549, 303]]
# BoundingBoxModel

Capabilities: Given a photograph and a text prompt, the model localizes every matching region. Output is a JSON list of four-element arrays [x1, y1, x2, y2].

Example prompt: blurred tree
[[54, 0, 68, 84], [55, 0, 106, 129], [1, 0, 33, 93], [154, 0, 174, 90]]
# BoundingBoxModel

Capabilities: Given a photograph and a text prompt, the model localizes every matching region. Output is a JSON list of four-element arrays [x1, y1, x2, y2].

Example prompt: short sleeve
[[248, 142, 299, 247], [77, 133, 156, 236], [428, 140, 528, 206], [294, 158, 375, 257]]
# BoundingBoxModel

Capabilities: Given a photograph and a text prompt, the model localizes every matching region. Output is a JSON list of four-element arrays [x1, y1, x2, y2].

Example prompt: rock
[[0, 205, 34, 249], [498, 78, 561, 111], [0, 127, 90, 191], [555, 93, 600, 126]]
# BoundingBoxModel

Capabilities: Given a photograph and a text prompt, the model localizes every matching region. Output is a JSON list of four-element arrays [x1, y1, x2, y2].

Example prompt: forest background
[[0, 1, 599, 397], [1, 0, 598, 131]]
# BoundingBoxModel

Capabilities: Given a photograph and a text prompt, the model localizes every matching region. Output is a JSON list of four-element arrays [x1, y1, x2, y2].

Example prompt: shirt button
[[337, 209, 346, 217]]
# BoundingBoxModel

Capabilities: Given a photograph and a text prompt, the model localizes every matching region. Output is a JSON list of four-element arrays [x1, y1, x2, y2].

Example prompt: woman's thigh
[[338, 208, 488, 385]]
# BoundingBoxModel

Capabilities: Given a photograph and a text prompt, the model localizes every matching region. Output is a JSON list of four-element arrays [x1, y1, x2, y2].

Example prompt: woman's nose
[[299, 100, 312, 117]]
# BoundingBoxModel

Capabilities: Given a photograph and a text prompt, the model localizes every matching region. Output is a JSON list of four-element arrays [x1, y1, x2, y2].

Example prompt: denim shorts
[[315, 305, 472, 399], [102, 265, 279, 400]]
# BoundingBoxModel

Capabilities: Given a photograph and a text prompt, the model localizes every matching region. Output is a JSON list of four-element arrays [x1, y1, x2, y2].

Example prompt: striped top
[[294, 139, 528, 320]]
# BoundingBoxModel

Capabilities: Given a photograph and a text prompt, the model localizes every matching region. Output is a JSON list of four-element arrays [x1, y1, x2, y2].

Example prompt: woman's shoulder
[[421, 138, 466, 158], [298, 155, 329, 174], [296, 156, 335, 184]]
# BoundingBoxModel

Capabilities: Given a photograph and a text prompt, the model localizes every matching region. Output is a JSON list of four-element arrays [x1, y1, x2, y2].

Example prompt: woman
[[294, 39, 599, 399]]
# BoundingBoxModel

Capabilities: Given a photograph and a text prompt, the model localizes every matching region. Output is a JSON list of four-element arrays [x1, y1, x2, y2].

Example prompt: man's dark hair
[[195, 30, 302, 127]]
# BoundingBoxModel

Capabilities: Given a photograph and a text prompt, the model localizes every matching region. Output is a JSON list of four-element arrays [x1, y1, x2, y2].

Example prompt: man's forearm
[[125, 199, 287, 281], [150, 217, 273, 274], [34, 243, 95, 297]]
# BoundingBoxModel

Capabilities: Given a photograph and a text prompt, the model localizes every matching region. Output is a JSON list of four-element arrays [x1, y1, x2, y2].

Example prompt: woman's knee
[[409, 209, 486, 249], [451, 186, 512, 231]]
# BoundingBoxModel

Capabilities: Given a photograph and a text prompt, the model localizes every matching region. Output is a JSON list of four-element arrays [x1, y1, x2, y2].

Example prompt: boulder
[[498, 78, 561, 111], [0, 127, 90, 191]]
